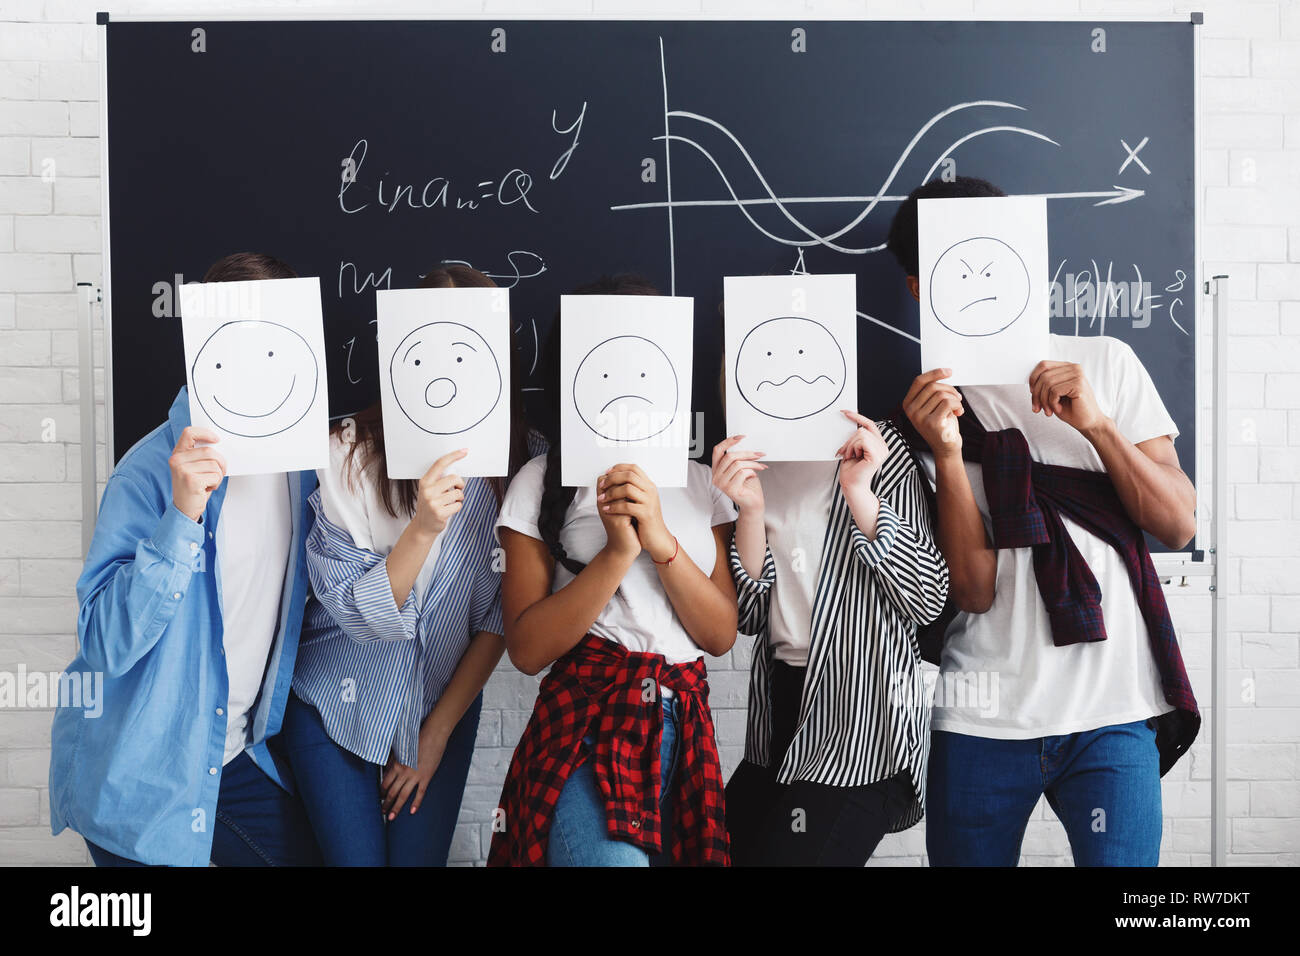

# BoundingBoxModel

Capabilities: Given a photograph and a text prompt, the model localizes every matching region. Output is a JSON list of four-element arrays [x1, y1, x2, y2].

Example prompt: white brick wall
[[1, 0, 1295, 867]]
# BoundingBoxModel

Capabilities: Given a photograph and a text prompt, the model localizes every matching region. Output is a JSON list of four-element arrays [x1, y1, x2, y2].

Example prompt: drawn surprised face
[[191, 320, 319, 438], [929, 237, 1031, 337], [390, 322, 502, 435], [736, 316, 846, 421], [573, 335, 679, 442]]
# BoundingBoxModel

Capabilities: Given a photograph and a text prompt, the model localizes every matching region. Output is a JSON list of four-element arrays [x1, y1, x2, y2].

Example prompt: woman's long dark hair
[[334, 263, 533, 517], [536, 274, 661, 575]]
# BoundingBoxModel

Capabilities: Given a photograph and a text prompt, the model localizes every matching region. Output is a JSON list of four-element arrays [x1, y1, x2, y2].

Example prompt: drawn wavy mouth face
[[929, 237, 1031, 337], [736, 316, 846, 421], [756, 372, 835, 390], [574, 335, 679, 443], [191, 320, 319, 439], [391, 322, 502, 436]]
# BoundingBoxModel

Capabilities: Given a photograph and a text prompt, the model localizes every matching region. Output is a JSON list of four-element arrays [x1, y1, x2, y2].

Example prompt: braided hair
[[536, 273, 661, 575]]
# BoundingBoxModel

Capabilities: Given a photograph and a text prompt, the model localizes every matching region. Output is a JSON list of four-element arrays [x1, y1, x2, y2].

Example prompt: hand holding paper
[[902, 368, 964, 458]]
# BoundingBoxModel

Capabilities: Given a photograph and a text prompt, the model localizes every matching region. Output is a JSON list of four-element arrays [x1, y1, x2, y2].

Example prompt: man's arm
[[77, 427, 225, 676], [78, 478, 204, 676], [904, 370, 997, 613], [1079, 426, 1195, 550], [1030, 360, 1196, 550]]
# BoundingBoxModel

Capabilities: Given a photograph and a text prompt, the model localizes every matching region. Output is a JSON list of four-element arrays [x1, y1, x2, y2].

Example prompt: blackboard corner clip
[[96, 10, 109, 24], [1190, 11, 1204, 25]]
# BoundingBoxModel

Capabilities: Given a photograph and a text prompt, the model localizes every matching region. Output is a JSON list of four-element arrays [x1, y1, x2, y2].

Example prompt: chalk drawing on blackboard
[[1118, 136, 1150, 175], [191, 320, 320, 439], [735, 316, 846, 421], [389, 321, 503, 436], [573, 334, 679, 443], [927, 237, 1031, 338], [612, 39, 1148, 349]]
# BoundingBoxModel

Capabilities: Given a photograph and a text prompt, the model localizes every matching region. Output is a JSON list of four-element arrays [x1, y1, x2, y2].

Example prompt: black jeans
[[726, 661, 913, 866]]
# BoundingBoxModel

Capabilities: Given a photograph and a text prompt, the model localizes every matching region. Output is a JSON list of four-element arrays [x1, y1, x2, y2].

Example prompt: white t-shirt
[[922, 333, 1178, 739], [217, 472, 292, 765], [315, 433, 441, 601], [496, 456, 736, 665], [759, 460, 838, 666]]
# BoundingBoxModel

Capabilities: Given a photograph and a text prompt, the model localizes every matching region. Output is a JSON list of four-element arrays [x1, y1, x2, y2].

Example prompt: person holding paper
[[280, 265, 542, 866], [886, 176, 1200, 867], [49, 253, 321, 866], [714, 409, 950, 866], [490, 276, 737, 867]]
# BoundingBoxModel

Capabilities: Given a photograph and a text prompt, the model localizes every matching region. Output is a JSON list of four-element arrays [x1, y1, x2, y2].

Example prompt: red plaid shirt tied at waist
[[896, 394, 1200, 775], [488, 633, 729, 866]]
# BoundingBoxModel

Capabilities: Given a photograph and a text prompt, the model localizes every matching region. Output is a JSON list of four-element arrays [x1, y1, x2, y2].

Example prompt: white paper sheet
[[723, 274, 858, 461], [179, 276, 329, 477], [918, 195, 1050, 385], [560, 294, 694, 488], [375, 287, 512, 479]]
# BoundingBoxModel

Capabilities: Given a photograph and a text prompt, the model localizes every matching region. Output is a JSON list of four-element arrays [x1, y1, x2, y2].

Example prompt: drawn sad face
[[573, 335, 679, 442], [736, 317, 846, 421], [191, 320, 319, 438], [390, 322, 502, 435], [929, 237, 1031, 337]]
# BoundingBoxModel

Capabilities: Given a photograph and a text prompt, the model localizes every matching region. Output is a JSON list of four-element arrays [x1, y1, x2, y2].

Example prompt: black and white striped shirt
[[729, 419, 949, 831]]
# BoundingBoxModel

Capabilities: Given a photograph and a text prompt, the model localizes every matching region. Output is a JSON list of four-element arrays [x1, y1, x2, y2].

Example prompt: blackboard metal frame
[[88, 11, 1224, 866], [95, 10, 1201, 23]]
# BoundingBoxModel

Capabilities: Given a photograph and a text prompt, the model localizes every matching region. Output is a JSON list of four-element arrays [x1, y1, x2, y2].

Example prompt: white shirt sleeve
[[316, 435, 377, 553], [495, 454, 547, 542], [1107, 338, 1179, 446]]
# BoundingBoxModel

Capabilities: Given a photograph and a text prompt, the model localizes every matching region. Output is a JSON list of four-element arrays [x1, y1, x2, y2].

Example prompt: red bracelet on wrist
[[652, 535, 680, 566]]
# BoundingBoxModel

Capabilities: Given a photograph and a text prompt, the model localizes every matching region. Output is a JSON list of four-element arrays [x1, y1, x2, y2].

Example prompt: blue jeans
[[546, 695, 680, 867], [86, 750, 322, 866], [926, 718, 1163, 867], [279, 691, 481, 866]]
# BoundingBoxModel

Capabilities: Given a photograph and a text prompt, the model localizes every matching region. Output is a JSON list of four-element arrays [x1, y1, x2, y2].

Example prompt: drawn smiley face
[[390, 322, 502, 435], [573, 335, 679, 442], [735, 316, 846, 421], [191, 320, 319, 438], [929, 236, 1031, 337]]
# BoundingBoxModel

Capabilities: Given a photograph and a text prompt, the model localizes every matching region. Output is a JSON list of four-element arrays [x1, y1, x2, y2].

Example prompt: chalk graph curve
[[661, 101, 1056, 253], [654, 115, 1059, 254]]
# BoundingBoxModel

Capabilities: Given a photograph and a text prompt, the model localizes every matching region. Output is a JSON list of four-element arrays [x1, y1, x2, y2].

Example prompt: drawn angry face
[[389, 321, 502, 435], [191, 320, 319, 438], [573, 335, 679, 442], [928, 236, 1031, 337], [735, 316, 846, 420]]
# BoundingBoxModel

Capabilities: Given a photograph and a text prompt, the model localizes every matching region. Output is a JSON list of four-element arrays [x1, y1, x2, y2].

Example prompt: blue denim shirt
[[49, 388, 316, 866]]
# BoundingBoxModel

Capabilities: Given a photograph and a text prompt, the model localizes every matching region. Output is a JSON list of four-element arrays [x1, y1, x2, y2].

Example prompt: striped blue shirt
[[294, 448, 505, 768]]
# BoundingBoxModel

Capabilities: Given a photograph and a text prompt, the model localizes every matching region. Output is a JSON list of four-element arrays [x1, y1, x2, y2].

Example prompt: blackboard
[[104, 18, 1197, 495]]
